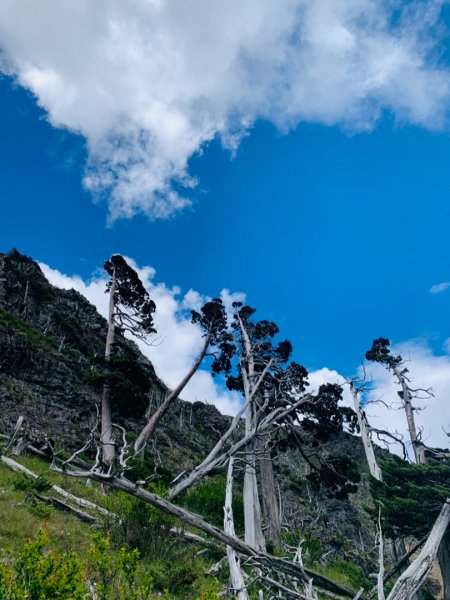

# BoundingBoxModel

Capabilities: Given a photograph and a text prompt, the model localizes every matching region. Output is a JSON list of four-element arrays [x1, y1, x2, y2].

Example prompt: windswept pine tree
[[102, 255, 156, 465]]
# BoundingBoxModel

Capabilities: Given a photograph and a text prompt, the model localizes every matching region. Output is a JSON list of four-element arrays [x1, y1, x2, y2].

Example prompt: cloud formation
[[430, 281, 450, 294], [1, 0, 449, 219]]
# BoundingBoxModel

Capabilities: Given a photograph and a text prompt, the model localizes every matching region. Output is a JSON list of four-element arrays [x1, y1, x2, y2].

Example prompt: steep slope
[[0, 249, 230, 466]]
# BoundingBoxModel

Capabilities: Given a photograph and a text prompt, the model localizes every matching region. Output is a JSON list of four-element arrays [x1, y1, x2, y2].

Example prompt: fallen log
[[1, 455, 112, 518]]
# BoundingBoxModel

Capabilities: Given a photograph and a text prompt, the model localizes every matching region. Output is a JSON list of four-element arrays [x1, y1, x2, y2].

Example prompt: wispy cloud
[[1, 0, 450, 220], [430, 281, 450, 294]]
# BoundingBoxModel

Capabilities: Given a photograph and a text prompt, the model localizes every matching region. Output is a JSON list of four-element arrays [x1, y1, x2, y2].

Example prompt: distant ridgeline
[[0, 248, 391, 580]]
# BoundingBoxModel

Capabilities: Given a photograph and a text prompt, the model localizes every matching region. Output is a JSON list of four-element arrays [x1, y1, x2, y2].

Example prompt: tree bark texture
[[386, 501, 450, 600], [351, 385, 382, 481], [101, 268, 116, 465], [258, 433, 281, 548], [224, 458, 249, 599], [393, 366, 426, 465]]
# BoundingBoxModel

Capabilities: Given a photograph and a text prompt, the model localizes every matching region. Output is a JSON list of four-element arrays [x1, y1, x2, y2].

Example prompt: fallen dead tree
[[1, 455, 112, 518], [49, 460, 365, 600]]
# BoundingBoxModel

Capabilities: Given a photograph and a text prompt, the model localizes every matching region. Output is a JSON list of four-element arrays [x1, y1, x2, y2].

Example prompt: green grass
[[0, 461, 94, 557], [0, 309, 58, 353], [0, 455, 223, 599]]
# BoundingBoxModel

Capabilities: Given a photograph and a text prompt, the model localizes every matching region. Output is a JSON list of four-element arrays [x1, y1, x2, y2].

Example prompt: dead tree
[[365, 339, 429, 464], [386, 500, 450, 600], [224, 457, 249, 599], [348, 380, 382, 481], [225, 303, 295, 551], [366, 338, 449, 598]]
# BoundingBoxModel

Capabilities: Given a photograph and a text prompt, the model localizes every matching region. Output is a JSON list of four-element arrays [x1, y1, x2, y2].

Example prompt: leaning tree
[[133, 297, 234, 455]]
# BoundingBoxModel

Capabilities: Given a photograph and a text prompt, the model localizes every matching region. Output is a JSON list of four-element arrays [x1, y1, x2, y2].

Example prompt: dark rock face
[[0, 248, 379, 570], [0, 249, 230, 464]]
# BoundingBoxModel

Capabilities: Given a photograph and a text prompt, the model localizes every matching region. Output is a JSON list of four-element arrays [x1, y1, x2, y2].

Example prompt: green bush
[[181, 477, 244, 531], [0, 529, 157, 599]]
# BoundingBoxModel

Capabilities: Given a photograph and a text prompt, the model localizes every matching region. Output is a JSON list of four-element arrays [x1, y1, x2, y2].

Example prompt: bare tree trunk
[[388, 538, 420, 600], [376, 511, 386, 600], [134, 332, 211, 454], [350, 384, 382, 481], [244, 439, 266, 552], [393, 367, 426, 465], [1, 455, 112, 516], [239, 315, 266, 553], [101, 268, 116, 466], [224, 457, 249, 599], [258, 433, 281, 548], [437, 529, 450, 600], [168, 400, 247, 499], [386, 501, 450, 600]]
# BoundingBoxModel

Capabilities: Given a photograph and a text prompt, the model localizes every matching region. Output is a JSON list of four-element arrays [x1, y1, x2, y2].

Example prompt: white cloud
[[430, 281, 450, 294], [307, 366, 353, 408], [39, 260, 243, 416], [1, 0, 449, 219]]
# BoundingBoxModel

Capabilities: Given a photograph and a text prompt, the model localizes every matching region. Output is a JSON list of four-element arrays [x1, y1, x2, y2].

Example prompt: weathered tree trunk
[[239, 315, 266, 553], [258, 433, 281, 548], [393, 366, 426, 465], [168, 401, 247, 499], [350, 384, 382, 481], [244, 440, 266, 552], [224, 457, 249, 599], [437, 529, 450, 600], [101, 268, 116, 466], [386, 501, 450, 600], [376, 511, 386, 600], [1, 455, 112, 516], [388, 538, 419, 600], [134, 331, 211, 454]]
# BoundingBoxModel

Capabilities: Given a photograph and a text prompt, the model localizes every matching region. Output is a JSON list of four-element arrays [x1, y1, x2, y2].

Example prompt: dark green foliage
[[105, 255, 156, 338], [302, 383, 358, 443], [105, 487, 177, 558], [87, 349, 151, 418], [180, 477, 244, 531], [365, 337, 402, 370], [10, 472, 52, 494], [225, 302, 295, 398], [371, 456, 450, 537], [307, 454, 360, 500], [191, 298, 234, 375]]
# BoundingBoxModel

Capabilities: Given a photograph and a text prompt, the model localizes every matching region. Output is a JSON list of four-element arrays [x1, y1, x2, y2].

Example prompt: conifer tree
[[102, 255, 156, 465]]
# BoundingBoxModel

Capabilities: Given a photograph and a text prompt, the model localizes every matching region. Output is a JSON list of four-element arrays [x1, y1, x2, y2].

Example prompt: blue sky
[[2, 73, 450, 376], [2, 1, 450, 446]]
